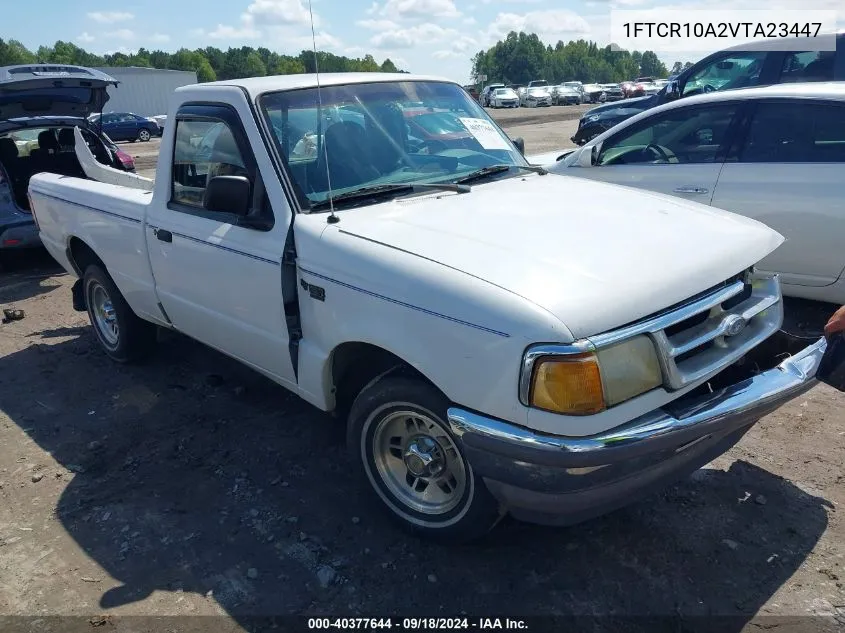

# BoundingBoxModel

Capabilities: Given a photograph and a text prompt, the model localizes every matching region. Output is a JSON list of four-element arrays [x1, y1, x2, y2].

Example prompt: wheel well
[[67, 236, 105, 277], [331, 342, 434, 419]]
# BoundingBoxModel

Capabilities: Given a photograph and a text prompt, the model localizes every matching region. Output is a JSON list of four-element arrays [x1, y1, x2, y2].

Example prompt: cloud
[[110, 28, 136, 40], [151, 33, 171, 43], [207, 24, 262, 39], [366, 1, 380, 13], [370, 22, 459, 49], [381, 0, 460, 19], [104, 46, 134, 55], [87, 11, 134, 24], [487, 9, 592, 42], [243, 0, 315, 27], [463, 16, 477, 24], [432, 50, 459, 59], [356, 18, 401, 30], [286, 31, 342, 50], [76, 32, 95, 43]]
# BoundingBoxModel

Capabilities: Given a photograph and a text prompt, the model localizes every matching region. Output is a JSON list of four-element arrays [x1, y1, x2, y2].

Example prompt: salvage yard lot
[[0, 108, 843, 630]]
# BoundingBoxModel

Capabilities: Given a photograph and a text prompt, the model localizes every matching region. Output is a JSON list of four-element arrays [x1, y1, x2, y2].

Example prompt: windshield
[[259, 80, 526, 209]]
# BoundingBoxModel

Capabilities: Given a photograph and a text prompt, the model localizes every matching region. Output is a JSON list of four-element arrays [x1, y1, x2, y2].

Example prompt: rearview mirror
[[204, 175, 251, 216], [511, 137, 526, 154]]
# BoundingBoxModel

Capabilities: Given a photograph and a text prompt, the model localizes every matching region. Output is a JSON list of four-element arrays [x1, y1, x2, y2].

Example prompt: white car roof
[[177, 72, 456, 99], [588, 82, 845, 145]]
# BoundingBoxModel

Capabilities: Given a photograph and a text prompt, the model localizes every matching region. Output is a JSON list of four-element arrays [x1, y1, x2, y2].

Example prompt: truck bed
[[29, 173, 165, 325]]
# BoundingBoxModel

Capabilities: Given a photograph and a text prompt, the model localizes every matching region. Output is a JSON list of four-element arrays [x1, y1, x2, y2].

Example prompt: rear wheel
[[83, 264, 157, 363], [348, 376, 503, 543], [138, 128, 151, 142]]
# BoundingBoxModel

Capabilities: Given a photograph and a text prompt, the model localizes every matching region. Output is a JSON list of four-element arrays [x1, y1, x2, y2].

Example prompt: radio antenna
[[308, 0, 338, 224]]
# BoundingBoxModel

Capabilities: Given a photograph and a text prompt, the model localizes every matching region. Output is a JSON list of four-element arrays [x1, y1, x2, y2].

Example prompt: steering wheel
[[702, 84, 716, 93], [645, 143, 672, 163]]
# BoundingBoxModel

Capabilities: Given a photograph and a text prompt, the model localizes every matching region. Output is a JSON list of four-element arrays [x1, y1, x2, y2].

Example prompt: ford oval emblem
[[724, 314, 747, 337]]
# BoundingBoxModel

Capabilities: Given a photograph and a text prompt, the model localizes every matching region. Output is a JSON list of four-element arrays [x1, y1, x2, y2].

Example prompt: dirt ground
[[1, 106, 844, 632]]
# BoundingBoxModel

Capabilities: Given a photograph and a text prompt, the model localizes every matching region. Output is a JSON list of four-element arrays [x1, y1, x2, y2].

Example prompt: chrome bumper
[[447, 337, 827, 525]]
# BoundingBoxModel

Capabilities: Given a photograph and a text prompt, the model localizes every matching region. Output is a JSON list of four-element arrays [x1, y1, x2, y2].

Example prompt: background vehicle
[[527, 80, 550, 89], [0, 64, 130, 251], [490, 87, 519, 108], [480, 83, 505, 106], [102, 134, 136, 172], [28, 70, 824, 543], [571, 32, 845, 145], [520, 86, 552, 107], [551, 85, 581, 105], [563, 81, 586, 103], [600, 83, 625, 101], [620, 81, 637, 98], [463, 85, 480, 102], [90, 111, 161, 142], [581, 84, 607, 103], [547, 83, 845, 304]]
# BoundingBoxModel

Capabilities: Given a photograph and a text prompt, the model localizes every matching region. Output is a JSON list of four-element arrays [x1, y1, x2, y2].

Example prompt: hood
[[582, 95, 654, 119], [0, 65, 118, 120], [332, 174, 785, 340]]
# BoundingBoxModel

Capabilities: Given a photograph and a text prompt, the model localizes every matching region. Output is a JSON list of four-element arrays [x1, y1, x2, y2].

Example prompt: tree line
[[472, 32, 697, 85], [0, 38, 404, 82]]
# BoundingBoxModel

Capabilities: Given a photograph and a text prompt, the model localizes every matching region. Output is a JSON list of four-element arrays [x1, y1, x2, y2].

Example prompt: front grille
[[590, 273, 783, 391]]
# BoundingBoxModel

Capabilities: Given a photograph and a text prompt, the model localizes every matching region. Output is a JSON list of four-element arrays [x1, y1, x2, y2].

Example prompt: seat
[[29, 130, 61, 175], [313, 122, 379, 191], [57, 128, 76, 151], [0, 137, 19, 178]]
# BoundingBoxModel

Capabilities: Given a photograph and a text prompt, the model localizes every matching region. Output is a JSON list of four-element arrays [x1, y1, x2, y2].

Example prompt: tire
[[348, 376, 503, 543], [83, 264, 157, 363], [138, 128, 152, 142]]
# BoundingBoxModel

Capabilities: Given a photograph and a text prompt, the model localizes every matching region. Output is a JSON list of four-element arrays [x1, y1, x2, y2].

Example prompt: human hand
[[824, 305, 845, 338]]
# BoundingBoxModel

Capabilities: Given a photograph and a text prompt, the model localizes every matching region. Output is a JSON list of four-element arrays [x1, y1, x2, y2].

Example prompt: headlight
[[526, 335, 662, 415]]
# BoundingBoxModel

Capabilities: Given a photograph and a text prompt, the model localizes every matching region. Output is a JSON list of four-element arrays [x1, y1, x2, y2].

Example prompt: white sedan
[[532, 82, 845, 304]]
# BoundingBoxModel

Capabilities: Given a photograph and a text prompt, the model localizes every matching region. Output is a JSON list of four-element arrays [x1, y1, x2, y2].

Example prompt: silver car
[[521, 86, 552, 107]]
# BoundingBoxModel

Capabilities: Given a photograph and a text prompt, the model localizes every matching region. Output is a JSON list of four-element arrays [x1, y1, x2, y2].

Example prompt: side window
[[171, 119, 250, 209], [778, 51, 836, 83], [102, 114, 116, 125], [597, 104, 739, 166], [682, 52, 768, 96], [740, 102, 845, 163]]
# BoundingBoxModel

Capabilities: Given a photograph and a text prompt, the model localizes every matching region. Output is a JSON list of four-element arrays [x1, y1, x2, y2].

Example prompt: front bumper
[[447, 337, 827, 525]]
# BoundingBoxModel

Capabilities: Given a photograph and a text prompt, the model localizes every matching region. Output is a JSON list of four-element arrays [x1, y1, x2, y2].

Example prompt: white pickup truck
[[28, 71, 827, 543]]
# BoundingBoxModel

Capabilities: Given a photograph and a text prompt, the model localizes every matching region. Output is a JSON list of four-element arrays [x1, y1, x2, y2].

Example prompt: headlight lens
[[595, 336, 662, 406], [528, 336, 662, 415]]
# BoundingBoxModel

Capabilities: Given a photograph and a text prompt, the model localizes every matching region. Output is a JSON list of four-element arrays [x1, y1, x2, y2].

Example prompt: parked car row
[[479, 79, 650, 108]]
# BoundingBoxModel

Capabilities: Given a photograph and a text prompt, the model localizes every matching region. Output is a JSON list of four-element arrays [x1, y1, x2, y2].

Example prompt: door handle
[[154, 228, 172, 243], [673, 186, 709, 194]]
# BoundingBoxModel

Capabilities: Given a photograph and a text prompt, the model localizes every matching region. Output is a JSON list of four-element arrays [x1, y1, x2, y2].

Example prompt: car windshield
[[260, 80, 526, 209]]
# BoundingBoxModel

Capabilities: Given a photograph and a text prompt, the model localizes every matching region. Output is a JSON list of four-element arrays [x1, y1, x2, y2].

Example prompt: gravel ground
[[0, 106, 843, 632]]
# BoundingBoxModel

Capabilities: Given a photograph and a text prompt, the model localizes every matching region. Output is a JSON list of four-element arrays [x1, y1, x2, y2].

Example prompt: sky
[[2, 0, 842, 84]]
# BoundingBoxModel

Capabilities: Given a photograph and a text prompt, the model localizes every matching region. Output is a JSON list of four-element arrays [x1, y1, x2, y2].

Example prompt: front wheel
[[348, 376, 503, 543], [83, 264, 158, 363]]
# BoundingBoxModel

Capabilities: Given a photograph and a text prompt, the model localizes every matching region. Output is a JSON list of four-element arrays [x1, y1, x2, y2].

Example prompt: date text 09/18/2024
[[307, 618, 528, 630]]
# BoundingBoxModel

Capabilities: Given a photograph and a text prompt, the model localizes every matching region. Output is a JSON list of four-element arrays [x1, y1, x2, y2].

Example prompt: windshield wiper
[[455, 164, 548, 185], [310, 182, 470, 211]]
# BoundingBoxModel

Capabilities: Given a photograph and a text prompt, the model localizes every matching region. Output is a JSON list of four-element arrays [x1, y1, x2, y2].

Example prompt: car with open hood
[[0, 64, 132, 250], [28, 71, 827, 543], [571, 33, 845, 145]]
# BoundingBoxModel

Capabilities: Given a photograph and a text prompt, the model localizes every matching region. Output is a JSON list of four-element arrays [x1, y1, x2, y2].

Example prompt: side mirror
[[577, 146, 596, 168], [511, 137, 526, 154], [666, 80, 680, 101], [204, 175, 251, 216]]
